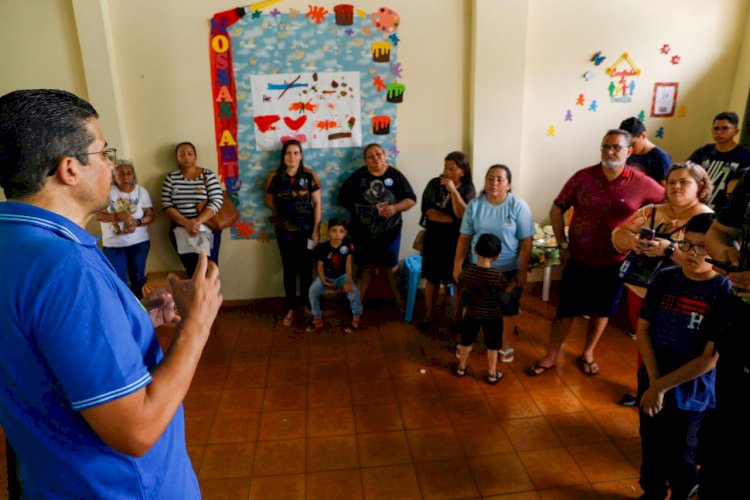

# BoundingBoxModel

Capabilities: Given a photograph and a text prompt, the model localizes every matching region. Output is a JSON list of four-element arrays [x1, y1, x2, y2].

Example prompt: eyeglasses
[[677, 240, 707, 255], [712, 126, 735, 132], [600, 145, 625, 153], [48, 148, 117, 176]]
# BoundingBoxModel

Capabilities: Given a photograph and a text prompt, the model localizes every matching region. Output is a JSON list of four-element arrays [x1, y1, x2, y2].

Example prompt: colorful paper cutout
[[638, 110, 646, 121], [372, 115, 391, 134], [677, 106, 687, 118], [390, 62, 403, 78], [591, 51, 606, 65], [588, 100, 598, 112], [389, 33, 400, 46], [583, 70, 594, 81], [606, 53, 641, 103], [251, 10, 262, 19], [333, 4, 354, 25], [660, 43, 670, 55], [564, 110, 573, 121], [576, 94, 585, 106], [546, 125, 556, 137], [606, 53, 641, 77], [670, 55, 681, 65], [388, 144, 399, 157], [372, 42, 392, 62], [235, 220, 256, 239], [655, 127, 665, 138], [305, 5, 329, 24], [270, 8, 281, 17], [373, 76, 386, 92], [371, 7, 400, 33], [386, 83, 405, 103]]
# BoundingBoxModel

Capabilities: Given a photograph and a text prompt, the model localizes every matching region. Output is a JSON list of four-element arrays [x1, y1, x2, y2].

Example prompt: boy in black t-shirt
[[455, 233, 510, 385], [306, 218, 363, 333]]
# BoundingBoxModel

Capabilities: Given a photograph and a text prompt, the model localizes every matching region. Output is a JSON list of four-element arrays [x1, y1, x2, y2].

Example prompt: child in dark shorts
[[455, 233, 510, 385]]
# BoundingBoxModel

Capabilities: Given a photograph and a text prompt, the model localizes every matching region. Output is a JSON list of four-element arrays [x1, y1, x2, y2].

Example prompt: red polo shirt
[[555, 164, 665, 267]]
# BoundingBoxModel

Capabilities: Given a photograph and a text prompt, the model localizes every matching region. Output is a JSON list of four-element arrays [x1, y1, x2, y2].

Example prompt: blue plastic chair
[[402, 255, 453, 322]]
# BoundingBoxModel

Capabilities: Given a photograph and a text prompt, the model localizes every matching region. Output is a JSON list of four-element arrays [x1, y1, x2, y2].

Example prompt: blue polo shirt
[[0, 202, 199, 498]]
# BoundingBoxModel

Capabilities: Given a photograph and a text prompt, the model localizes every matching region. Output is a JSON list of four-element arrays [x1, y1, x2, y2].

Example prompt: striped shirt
[[459, 264, 509, 319], [161, 168, 223, 219]]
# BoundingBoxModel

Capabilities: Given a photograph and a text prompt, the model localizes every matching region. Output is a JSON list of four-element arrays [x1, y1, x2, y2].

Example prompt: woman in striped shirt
[[162, 141, 224, 277]]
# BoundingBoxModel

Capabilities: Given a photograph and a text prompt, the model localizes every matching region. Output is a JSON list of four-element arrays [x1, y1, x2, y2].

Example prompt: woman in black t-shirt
[[265, 140, 322, 326]]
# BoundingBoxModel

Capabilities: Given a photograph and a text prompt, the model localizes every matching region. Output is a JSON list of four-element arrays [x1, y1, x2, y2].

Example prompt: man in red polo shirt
[[526, 129, 665, 377]]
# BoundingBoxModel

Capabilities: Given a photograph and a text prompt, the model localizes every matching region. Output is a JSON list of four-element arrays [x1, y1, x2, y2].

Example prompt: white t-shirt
[[100, 185, 152, 248]]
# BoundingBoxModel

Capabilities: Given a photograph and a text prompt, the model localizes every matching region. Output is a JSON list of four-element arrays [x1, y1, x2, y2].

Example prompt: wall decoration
[[659, 44, 670, 55], [588, 100, 598, 112], [583, 70, 594, 81], [564, 110, 573, 121], [670, 55, 681, 65], [651, 82, 679, 117], [605, 52, 641, 103], [655, 127, 665, 139], [546, 125, 556, 137], [591, 51, 606, 65], [638, 110, 646, 121], [575, 94, 585, 106], [677, 106, 687, 118], [209, 3, 402, 240]]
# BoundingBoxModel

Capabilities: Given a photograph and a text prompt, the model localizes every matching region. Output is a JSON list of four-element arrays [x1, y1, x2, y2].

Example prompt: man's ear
[[53, 156, 81, 186]]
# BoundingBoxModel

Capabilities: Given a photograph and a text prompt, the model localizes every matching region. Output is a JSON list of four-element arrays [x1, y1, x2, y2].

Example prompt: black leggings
[[276, 230, 314, 311]]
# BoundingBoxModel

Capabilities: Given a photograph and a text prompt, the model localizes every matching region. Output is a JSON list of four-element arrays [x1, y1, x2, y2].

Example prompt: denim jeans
[[308, 275, 363, 319], [103, 240, 150, 299]]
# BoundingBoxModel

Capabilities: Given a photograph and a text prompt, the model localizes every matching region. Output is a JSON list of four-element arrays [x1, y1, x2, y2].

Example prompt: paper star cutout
[[670, 55, 681, 65], [660, 44, 670, 55]]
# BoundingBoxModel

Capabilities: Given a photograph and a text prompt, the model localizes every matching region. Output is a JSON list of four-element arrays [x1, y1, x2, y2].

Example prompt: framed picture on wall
[[651, 82, 679, 117]]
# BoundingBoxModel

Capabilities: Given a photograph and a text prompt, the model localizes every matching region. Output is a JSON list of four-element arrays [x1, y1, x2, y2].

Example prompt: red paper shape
[[254, 115, 281, 132], [284, 115, 307, 131]]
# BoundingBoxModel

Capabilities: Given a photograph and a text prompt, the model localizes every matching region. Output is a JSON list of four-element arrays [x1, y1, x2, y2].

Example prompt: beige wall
[[1, 0, 748, 300]]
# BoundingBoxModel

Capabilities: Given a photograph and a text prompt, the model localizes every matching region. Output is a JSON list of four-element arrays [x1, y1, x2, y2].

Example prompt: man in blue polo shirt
[[0, 89, 222, 498]]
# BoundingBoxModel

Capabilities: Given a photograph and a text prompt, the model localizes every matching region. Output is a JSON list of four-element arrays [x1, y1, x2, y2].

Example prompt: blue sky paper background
[[228, 5, 401, 240]]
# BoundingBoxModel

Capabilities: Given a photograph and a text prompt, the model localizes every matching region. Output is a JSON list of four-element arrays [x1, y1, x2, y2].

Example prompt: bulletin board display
[[210, 4, 404, 240]]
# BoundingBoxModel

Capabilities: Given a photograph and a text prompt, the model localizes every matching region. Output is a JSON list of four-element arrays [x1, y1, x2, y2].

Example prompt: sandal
[[343, 319, 360, 334], [305, 318, 324, 333], [574, 356, 599, 376], [524, 361, 555, 377], [282, 310, 294, 327], [454, 364, 468, 377], [486, 371, 503, 385], [499, 348, 515, 363]]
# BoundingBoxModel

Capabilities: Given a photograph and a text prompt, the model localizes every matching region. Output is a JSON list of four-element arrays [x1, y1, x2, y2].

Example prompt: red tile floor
[[0, 287, 646, 499]]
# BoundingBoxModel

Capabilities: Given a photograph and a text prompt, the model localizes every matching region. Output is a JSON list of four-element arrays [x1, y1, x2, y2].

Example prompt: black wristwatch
[[664, 242, 675, 258], [136, 219, 143, 227]]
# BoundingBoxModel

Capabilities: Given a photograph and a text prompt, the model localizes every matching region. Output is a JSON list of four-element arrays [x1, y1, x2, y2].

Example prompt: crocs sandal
[[486, 371, 504, 385], [499, 348, 515, 363], [524, 361, 555, 377]]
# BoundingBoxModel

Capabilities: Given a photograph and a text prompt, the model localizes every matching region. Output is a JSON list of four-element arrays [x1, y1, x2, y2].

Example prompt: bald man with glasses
[[526, 129, 664, 378]]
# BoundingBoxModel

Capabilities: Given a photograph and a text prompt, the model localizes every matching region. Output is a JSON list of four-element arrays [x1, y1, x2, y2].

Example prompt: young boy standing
[[637, 213, 733, 499], [307, 217, 363, 333], [455, 233, 510, 385]]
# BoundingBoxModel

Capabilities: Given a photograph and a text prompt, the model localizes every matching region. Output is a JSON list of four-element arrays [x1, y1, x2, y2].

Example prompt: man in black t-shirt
[[619, 117, 672, 184]]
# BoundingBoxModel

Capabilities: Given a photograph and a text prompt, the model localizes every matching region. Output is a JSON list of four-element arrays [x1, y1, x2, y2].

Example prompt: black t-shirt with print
[[315, 239, 354, 279], [266, 167, 319, 234]]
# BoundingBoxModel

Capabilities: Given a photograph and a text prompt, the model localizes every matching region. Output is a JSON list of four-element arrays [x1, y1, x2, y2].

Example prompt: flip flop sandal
[[574, 356, 599, 376], [454, 364, 468, 377], [486, 371, 504, 385], [524, 361, 555, 377], [499, 348, 515, 363]]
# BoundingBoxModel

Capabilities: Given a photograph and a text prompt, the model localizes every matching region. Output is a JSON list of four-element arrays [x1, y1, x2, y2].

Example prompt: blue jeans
[[103, 241, 150, 299], [308, 275, 363, 319]]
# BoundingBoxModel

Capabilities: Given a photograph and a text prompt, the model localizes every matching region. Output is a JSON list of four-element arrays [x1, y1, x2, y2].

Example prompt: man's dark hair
[[619, 117, 646, 137], [684, 212, 716, 235], [0, 89, 98, 199], [713, 111, 739, 126], [475, 233, 501, 259], [327, 216, 347, 230]]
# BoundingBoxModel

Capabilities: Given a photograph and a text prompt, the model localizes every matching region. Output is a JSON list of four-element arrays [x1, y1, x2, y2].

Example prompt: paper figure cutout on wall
[[677, 106, 686, 118], [344, 28, 354, 36], [371, 7, 399, 33], [251, 10, 262, 19], [576, 94, 585, 106], [655, 127, 665, 138], [373, 76, 386, 92], [588, 100, 598, 112], [372, 115, 391, 134], [390, 62, 403, 78], [389, 33, 400, 46], [270, 8, 281, 17], [386, 83, 405, 103], [564, 110, 573, 121], [388, 144, 399, 157], [333, 4, 354, 25], [670, 55, 681, 65], [638, 110, 646, 121], [372, 42, 392, 62], [591, 51, 606, 65], [306, 5, 329, 24], [546, 125, 555, 137], [660, 44, 670, 55], [251, 71, 362, 150], [606, 52, 641, 103], [583, 71, 594, 81]]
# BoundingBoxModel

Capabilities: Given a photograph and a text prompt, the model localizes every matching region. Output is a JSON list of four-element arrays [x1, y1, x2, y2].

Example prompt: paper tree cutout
[[677, 106, 687, 118], [606, 53, 641, 77], [564, 110, 573, 121], [546, 125, 556, 137], [638, 110, 646, 121], [588, 100, 598, 112], [660, 44, 670, 55], [576, 94, 585, 106], [655, 127, 665, 138], [670, 55, 681, 65]]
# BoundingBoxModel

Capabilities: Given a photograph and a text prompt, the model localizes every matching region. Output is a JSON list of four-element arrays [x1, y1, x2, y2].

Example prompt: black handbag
[[618, 206, 675, 287]]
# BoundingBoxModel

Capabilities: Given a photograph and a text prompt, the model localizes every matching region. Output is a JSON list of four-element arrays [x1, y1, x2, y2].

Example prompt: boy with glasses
[[687, 111, 750, 210], [636, 213, 732, 500]]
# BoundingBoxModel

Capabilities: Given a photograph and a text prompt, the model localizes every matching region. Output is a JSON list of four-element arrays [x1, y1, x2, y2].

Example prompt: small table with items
[[530, 231, 561, 302]]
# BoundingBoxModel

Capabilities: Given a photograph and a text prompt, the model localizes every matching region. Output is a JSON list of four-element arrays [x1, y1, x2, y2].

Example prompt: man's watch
[[560, 241, 569, 250]]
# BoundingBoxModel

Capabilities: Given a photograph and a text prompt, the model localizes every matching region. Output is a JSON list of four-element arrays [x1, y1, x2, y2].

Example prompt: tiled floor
[[173, 288, 645, 500], [0, 287, 645, 499]]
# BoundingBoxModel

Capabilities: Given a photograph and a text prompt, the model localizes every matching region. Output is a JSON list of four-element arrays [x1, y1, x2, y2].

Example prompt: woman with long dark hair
[[265, 139, 322, 327]]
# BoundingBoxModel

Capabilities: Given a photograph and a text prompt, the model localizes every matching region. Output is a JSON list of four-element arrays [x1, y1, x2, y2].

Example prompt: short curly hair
[[666, 161, 713, 204]]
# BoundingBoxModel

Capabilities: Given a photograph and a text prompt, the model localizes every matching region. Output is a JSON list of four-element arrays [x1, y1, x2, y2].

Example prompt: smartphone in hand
[[705, 258, 742, 273]]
